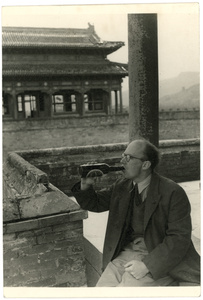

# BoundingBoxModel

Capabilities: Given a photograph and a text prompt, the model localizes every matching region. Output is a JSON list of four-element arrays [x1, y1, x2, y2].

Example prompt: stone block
[[29, 243, 55, 256], [19, 189, 79, 219], [4, 254, 39, 275], [4, 235, 36, 249], [3, 233, 16, 242], [53, 240, 80, 254], [16, 231, 35, 238], [22, 257, 56, 273], [4, 267, 20, 278], [6, 219, 39, 233], [52, 220, 82, 232], [23, 277, 56, 287], [64, 227, 83, 239], [38, 213, 71, 228], [51, 248, 68, 260], [7, 152, 48, 185], [4, 154, 48, 199], [3, 249, 19, 261], [37, 231, 65, 245], [54, 268, 86, 286], [17, 246, 37, 257], [33, 226, 53, 236], [8, 270, 41, 287], [3, 178, 21, 222], [38, 210, 87, 228]]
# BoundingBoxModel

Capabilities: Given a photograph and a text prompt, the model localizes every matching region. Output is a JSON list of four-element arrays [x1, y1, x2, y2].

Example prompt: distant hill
[[159, 72, 200, 98], [121, 72, 200, 109], [159, 84, 200, 110]]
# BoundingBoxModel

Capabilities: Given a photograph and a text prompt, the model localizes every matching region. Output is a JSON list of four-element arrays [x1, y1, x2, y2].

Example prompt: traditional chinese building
[[2, 23, 128, 120]]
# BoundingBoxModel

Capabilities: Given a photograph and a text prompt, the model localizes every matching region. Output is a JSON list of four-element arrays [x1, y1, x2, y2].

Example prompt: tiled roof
[[3, 61, 128, 77], [2, 24, 124, 54]]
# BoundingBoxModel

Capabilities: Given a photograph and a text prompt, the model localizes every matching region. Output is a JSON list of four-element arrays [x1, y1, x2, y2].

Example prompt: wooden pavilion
[[2, 23, 128, 120]]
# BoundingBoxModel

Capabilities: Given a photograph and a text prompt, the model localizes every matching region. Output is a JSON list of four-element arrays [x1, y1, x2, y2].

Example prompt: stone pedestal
[[3, 152, 87, 287]]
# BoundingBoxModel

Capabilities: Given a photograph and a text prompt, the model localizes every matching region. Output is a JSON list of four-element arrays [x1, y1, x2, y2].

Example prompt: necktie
[[134, 184, 142, 206]]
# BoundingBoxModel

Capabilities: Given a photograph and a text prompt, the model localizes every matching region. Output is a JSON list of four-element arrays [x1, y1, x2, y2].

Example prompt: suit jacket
[[72, 172, 200, 284]]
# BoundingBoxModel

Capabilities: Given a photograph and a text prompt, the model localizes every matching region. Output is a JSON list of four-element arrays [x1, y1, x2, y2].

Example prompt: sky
[[1, 2, 200, 81]]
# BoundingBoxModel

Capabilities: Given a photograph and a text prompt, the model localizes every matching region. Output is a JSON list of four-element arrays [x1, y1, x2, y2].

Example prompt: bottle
[[79, 163, 124, 178]]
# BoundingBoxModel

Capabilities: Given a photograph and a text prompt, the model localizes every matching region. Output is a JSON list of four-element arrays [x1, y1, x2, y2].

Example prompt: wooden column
[[119, 87, 123, 113], [128, 14, 159, 146], [47, 89, 53, 117], [115, 90, 118, 114], [108, 89, 112, 114], [11, 89, 18, 119], [80, 90, 85, 116]]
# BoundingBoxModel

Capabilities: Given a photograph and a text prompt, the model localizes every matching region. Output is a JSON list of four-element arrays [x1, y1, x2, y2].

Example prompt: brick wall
[[17, 139, 200, 196], [4, 212, 87, 287], [158, 139, 200, 182], [3, 112, 200, 159]]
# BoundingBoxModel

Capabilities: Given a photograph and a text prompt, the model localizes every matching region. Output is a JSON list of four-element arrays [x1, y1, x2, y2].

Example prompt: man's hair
[[142, 140, 160, 171]]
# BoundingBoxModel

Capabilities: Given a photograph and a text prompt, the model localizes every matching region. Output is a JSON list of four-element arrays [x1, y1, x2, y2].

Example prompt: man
[[72, 139, 200, 286]]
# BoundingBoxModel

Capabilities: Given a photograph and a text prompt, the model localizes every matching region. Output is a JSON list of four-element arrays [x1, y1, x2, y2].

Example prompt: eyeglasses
[[121, 153, 145, 163]]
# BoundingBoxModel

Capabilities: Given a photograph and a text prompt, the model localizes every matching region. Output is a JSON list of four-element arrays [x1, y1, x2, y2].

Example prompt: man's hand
[[124, 260, 149, 279], [81, 177, 95, 190]]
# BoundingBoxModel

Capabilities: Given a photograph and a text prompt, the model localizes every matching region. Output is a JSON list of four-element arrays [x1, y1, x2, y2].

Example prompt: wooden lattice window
[[52, 93, 77, 113], [84, 89, 104, 112]]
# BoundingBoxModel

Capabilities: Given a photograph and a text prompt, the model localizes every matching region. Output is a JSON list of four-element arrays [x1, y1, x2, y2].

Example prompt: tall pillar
[[128, 14, 159, 146], [48, 91, 53, 117], [80, 90, 85, 116], [115, 90, 118, 114], [119, 87, 123, 113], [108, 89, 112, 114], [11, 89, 18, 119]]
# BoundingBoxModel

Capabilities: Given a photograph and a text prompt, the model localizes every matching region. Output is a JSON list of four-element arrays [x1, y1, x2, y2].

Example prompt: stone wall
[[3, 152, 87, 287], [4, 212, 87, 287], [159, 109, 199, 120], [3, 111, 200, 159], [17, 139, 200, 196]]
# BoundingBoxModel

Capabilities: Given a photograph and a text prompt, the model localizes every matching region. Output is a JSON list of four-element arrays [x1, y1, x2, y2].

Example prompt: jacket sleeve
[[143, 186, 192, 280], [71, 181, 114, 212]]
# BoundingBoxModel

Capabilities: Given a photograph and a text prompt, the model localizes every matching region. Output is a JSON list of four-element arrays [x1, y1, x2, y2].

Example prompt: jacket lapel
[[118, 180, 134, 219], [109, 179, 134, 261], [144, 172, 162, 231]]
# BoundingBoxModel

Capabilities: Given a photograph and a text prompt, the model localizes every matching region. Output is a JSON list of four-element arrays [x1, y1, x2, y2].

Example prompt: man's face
[[121, 141, 146, 181]]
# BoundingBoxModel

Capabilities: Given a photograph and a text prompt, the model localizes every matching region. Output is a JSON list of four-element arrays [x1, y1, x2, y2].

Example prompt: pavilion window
[[2, 93, 10, 115], [24, 95, 37, 118], [84, 90, 104, 112], [52, 93, 77, 113], [17, 96, 23, 112], [17, 93, 43, 118]]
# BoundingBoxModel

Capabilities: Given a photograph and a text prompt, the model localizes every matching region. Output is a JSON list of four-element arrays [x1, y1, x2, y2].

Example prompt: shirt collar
[[133, 174, 152, 194]]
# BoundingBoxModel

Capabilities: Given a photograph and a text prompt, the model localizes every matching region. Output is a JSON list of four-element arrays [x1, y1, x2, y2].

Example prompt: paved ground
[[73, 180, 200, 254]]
